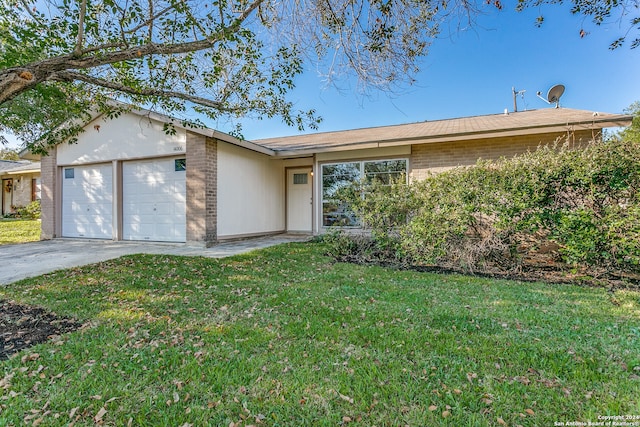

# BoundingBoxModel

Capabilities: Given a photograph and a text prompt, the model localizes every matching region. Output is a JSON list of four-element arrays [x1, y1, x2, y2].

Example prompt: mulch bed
[[0, 300, 81, 360], [334, 254, 640, 291]]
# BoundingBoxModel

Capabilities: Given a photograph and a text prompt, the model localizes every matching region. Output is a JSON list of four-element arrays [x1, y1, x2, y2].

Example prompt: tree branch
[[0, 0, 266, 106], [0, 69, 43, 104], [24, 0, 265, 72], [74, 0, 88, 56], [51, 70, 241, 112], [80, 42, 128, 55]]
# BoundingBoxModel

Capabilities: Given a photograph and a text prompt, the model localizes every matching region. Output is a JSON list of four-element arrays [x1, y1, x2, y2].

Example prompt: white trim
[[4, 168, 40, 175]]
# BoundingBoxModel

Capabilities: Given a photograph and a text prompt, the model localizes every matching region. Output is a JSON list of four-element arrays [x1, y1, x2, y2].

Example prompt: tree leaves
[[1, 0, 637, 150], [522, 0, 640, 49], [0, 0, 323, 149]]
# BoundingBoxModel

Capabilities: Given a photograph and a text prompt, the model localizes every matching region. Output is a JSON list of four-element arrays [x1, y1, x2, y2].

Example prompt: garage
[[61, 163, 113, 239], [122, 157, 186, 242]]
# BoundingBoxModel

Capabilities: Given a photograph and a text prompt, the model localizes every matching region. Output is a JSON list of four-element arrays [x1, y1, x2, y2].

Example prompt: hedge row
[[326, 137, 640, 280]]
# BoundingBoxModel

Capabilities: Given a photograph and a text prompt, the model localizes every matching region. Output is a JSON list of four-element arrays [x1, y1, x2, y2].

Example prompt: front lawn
[[0, 219, 40, 245], [1, 242, 639, 426]]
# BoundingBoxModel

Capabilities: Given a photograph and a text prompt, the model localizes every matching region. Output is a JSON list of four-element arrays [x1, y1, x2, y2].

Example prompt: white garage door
[[122, 157, 186, 242], [62, 164, 113, 239]]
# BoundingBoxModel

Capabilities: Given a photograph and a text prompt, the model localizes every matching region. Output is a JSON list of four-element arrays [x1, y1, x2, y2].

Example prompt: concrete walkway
[[0, 234, 312, 285]]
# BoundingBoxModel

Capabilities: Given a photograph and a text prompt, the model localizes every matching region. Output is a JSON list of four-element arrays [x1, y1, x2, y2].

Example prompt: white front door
[[62, 164, 113, 239], [122, 157, 186, 242], [286, 168, 312, 232]]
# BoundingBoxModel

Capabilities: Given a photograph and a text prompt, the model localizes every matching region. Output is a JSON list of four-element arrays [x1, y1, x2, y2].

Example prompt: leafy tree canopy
[[619, 101, 640, 142], [0, 0, 638, 153], [0, 146, 20, 160]]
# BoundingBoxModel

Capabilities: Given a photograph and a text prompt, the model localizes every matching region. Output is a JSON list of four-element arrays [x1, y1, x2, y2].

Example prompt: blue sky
[[3, 3, 639, 148], [227, 3, 639, 140]]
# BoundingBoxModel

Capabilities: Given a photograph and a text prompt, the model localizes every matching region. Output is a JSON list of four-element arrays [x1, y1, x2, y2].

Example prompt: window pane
[[364, 159, 406, 174], [175, 159, 186, 171], [322, 163, 360, 199], [321, 162, 361, 227], [322, 200, 359, 227], [321, 159, 407, 227], [364, 159, 407, 184], [64, 168, 74, 179], [293, 173, 308, 184]]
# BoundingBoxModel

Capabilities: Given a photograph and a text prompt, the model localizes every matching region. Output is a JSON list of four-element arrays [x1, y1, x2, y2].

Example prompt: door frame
[[2, 178, 13, 215], [285, 166, 313, 233]]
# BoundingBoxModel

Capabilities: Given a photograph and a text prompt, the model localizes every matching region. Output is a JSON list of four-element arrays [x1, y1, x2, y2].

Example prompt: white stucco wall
[[57, 113, 187, 165], [217, 141, 285, 238]]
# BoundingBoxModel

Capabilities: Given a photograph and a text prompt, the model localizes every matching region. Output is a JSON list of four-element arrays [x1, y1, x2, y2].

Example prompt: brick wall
[[410, 130, 597, 181], [40, 151, 57, 240], [186, 133, 217, 246]]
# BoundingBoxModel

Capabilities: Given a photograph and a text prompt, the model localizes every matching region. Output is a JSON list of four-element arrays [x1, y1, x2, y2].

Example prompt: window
[[31, 178, 41, 201], [293, 173, 308, 185], [175, 159, 186, 171], [64, 168, 74, 179], [321, 159, 408, 227]]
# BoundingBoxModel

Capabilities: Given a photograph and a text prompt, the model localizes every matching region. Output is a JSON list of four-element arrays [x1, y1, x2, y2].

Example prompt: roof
[[253, 108, 633, 155], [0, 160, 22, 172], [0, 160, 28, 172], [23, 105, 634, 160], [0, 160, 40, 174]]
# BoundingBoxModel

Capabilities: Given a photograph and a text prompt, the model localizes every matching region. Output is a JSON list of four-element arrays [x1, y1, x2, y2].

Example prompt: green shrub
[[16, 200, 41, 220], [328, 137, 640, 278]]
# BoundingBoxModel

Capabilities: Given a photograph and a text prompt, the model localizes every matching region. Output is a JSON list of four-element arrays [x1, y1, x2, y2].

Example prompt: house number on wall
[[173, 146, 185, 152]]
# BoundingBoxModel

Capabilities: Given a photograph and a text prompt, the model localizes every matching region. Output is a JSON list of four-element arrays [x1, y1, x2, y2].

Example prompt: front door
[[286, 168, 312, 232], [2, 179, 13, 215]]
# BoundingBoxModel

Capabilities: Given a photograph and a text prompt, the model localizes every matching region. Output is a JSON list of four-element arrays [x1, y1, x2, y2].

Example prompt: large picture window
[[321, 158, 408, 227]]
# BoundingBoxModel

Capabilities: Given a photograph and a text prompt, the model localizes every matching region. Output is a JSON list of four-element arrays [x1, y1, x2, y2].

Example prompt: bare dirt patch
[[0, 300, 81, 360]]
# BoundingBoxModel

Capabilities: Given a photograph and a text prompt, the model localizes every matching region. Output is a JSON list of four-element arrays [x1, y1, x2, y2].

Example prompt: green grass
[[0, 219, 40, 245], [1, 242, 639, 426]]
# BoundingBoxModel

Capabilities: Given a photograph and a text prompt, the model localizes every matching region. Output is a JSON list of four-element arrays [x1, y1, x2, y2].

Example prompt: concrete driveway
[[0, 235, 311, 285]]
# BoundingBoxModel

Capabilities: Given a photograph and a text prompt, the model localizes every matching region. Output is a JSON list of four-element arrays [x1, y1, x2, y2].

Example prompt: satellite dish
[[536, 84, 565, 108], [547, 84, 565, 107]]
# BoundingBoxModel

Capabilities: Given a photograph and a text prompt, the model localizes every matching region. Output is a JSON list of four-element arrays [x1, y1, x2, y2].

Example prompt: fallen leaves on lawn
[[69, 407, 79, 419], [0, 372, 14, 389], [21, 353, 40, 363], [338, 393, 354, 404], [94, 406, 107, 423]]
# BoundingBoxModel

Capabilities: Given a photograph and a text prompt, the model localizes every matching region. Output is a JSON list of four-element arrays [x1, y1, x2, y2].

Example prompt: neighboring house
[[0, 160, 41, 216], [38, 107, 632, 245]]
